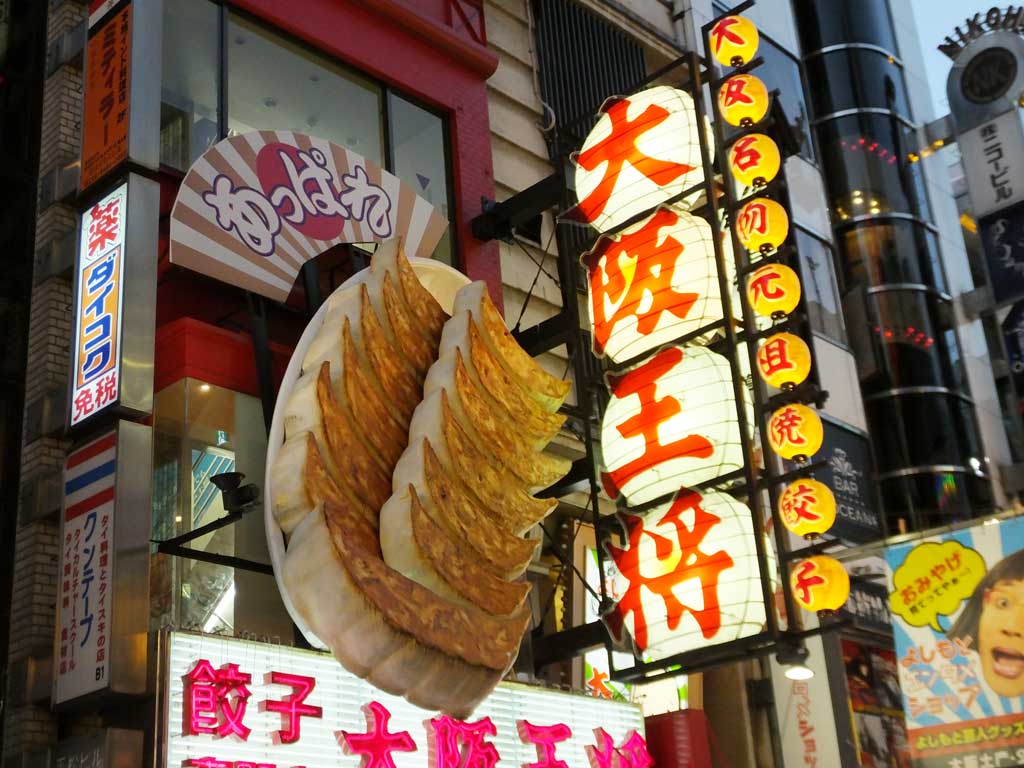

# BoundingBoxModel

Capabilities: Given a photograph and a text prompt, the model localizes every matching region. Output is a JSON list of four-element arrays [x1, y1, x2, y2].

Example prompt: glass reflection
[[805, 49, 909, 117]]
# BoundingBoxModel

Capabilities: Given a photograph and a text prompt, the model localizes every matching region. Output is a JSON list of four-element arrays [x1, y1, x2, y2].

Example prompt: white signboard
[[164, 632, 647, 768], [71, 183, 128, 427], [960, 109, 1024, 218], [55, 430, 116, 703], [769, 635, 843, 768]]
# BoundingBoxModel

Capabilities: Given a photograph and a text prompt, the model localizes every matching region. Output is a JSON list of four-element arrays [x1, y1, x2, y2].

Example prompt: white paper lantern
[[582, 206, 738, 364], [566, 86, 712, 233], [600, 345, 750, 504], [606, 488, 768, 660]]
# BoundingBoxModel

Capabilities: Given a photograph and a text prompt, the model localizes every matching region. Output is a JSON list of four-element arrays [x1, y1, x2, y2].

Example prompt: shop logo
[[963, 46, 1019, 103], [202, 143, 393, 258]]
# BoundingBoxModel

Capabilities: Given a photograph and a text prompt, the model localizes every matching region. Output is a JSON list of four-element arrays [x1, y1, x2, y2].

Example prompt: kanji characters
[[185, 660, 253, 740], [87, 199, 121, 258], [429, 714, 500, 768], [340, 701, 416, 768], [518, 721, 572, 768], [569, 95, 696, 226], [586, 728, 653, 768], [791, 560, 826, 606], [264, 671, 322, 744]]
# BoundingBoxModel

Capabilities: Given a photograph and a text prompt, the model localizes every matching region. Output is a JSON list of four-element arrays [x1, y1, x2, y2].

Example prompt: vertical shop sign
[[56, 430, 116, 702], [71, 184, 127, 427], [54, 420, 152, 706], [69, 174, 159, 429], [53, 728, 144, 768], [980, 199, 1024, 305], [960, 109, 1024, 220], [885, 515, 1024, 768], [81, 4, 132, 191]]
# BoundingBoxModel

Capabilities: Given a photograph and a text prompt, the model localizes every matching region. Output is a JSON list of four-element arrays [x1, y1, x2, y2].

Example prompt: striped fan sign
[[169, 131, 449, 302], [56, 430, 117, 703]]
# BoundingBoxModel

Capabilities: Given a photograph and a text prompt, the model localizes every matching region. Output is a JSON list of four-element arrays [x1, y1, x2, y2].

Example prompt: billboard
[[163, 632, 648, 768], [885, 515, 1024, 768], [81, 4, 132, 191]]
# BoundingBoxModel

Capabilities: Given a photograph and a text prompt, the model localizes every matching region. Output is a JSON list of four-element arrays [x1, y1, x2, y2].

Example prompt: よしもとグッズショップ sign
[[886, 515, 1024, 768], [164, 632, 648, 768], [169, 132, 449, 301]]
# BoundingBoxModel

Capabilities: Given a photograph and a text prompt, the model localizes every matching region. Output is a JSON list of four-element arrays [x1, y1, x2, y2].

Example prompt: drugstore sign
[[71, 183, 128, 427], [163, 633, 648, 768]]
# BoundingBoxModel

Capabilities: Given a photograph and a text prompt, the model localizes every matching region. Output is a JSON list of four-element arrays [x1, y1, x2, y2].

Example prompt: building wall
[[2, 0, 84, 760], [890, 0, 1014, 508]]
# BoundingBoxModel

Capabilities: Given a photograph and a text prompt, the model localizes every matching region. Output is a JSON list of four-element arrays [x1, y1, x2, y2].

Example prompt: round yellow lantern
[[736, 197, 789, 254], [709, 15, 759, 68], [746, 262, 801, 318], [718, 74, 770, 127], [767, 403, 823, 461], [790, 555, 850, 614], [778, 479, 837, 539], [756, 333, 811, 389], [728, 133, 781, 188]]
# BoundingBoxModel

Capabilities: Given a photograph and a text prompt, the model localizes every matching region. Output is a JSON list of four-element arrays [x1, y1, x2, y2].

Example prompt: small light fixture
[[777, 644, 814, 680], [199, 383, 211, 393]]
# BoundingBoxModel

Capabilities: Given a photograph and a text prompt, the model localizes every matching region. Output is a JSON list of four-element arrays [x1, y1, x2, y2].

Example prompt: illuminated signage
[[606, 488, 767, 661], [81, 5, 131, 190], [164, 632, 648, 768], [565, 86, 709, 233], [71, 183, 127, 427], [790, 555, 850, 615], [169, 132, 450, 301]]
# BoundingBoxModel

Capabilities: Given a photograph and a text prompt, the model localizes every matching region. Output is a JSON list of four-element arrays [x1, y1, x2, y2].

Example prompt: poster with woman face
[[885, 515, 1024, 768]]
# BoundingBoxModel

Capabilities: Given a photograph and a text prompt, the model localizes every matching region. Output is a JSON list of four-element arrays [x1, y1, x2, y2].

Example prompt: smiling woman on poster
[[947, 549, 1024, 699]]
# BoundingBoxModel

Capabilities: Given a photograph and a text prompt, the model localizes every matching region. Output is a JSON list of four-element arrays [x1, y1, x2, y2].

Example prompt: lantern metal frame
[[466, 0, 852, 683]]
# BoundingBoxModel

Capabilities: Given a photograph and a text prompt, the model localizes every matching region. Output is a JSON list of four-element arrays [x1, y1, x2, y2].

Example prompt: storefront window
[[226, 13, 385, 166], [160, 0, 220, 171], [804, 49, 909, 117], [818, 114, 930, 220], [794, 0, 898, 54], [838, 219, 947, 292], [795, 228, 846, 343], [159, 2, 456, 263], [389, 93, 454, 265], [150, 378, 292, 641]]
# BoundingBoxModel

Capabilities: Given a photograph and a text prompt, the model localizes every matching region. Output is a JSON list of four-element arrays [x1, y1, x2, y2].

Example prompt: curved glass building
[[794, 0, 993, 531]]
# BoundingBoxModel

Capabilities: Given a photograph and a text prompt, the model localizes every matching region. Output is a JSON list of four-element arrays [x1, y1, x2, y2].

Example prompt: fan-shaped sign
[[169, 132, 448, 301]]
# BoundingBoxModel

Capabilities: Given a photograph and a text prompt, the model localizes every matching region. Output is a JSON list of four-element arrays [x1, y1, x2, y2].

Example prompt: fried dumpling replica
[[271, 241, 571, 717]]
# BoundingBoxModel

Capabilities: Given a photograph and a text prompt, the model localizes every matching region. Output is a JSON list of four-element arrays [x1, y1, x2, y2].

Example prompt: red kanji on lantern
[[264, 671, 322, 744], [711, 17, 745, 55], [757, 337, 795, 377], [792, 560, 826, 605], [607, 490, 733, 651], [739, 201, 768, 236], [602, 347, 714, 497], [569, 97, 695, 225], [730, 135, 763, 172], [583, 208, 698, 356], [340, 701, 417, 768], [781, 483, 823, 525], [518, 721, 572, 768], [586, 729, 654, 768], [184, 659, 253, 740], [722, 77, 755, 107], [430, 715, 500, 768], [87, 198, 122, 258], [770, 406, 807, 448]]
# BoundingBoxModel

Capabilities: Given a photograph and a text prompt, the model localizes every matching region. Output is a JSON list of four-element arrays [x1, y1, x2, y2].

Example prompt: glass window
[[880, 472, 981, 534], [818, 114, 930, 220], [838, 219, 946, 291], [388, 93, 454, 265], [867, 394, 964, 469], [150, 378, 293, 640], [161, 0, 220, 171], [804, 49, 909, 117], [795, 229, 846, 343], [227, 13, 385, 167], [794, 0, 898, 54], [862, 290, 951, 392], [724, 37, 815, 162]]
